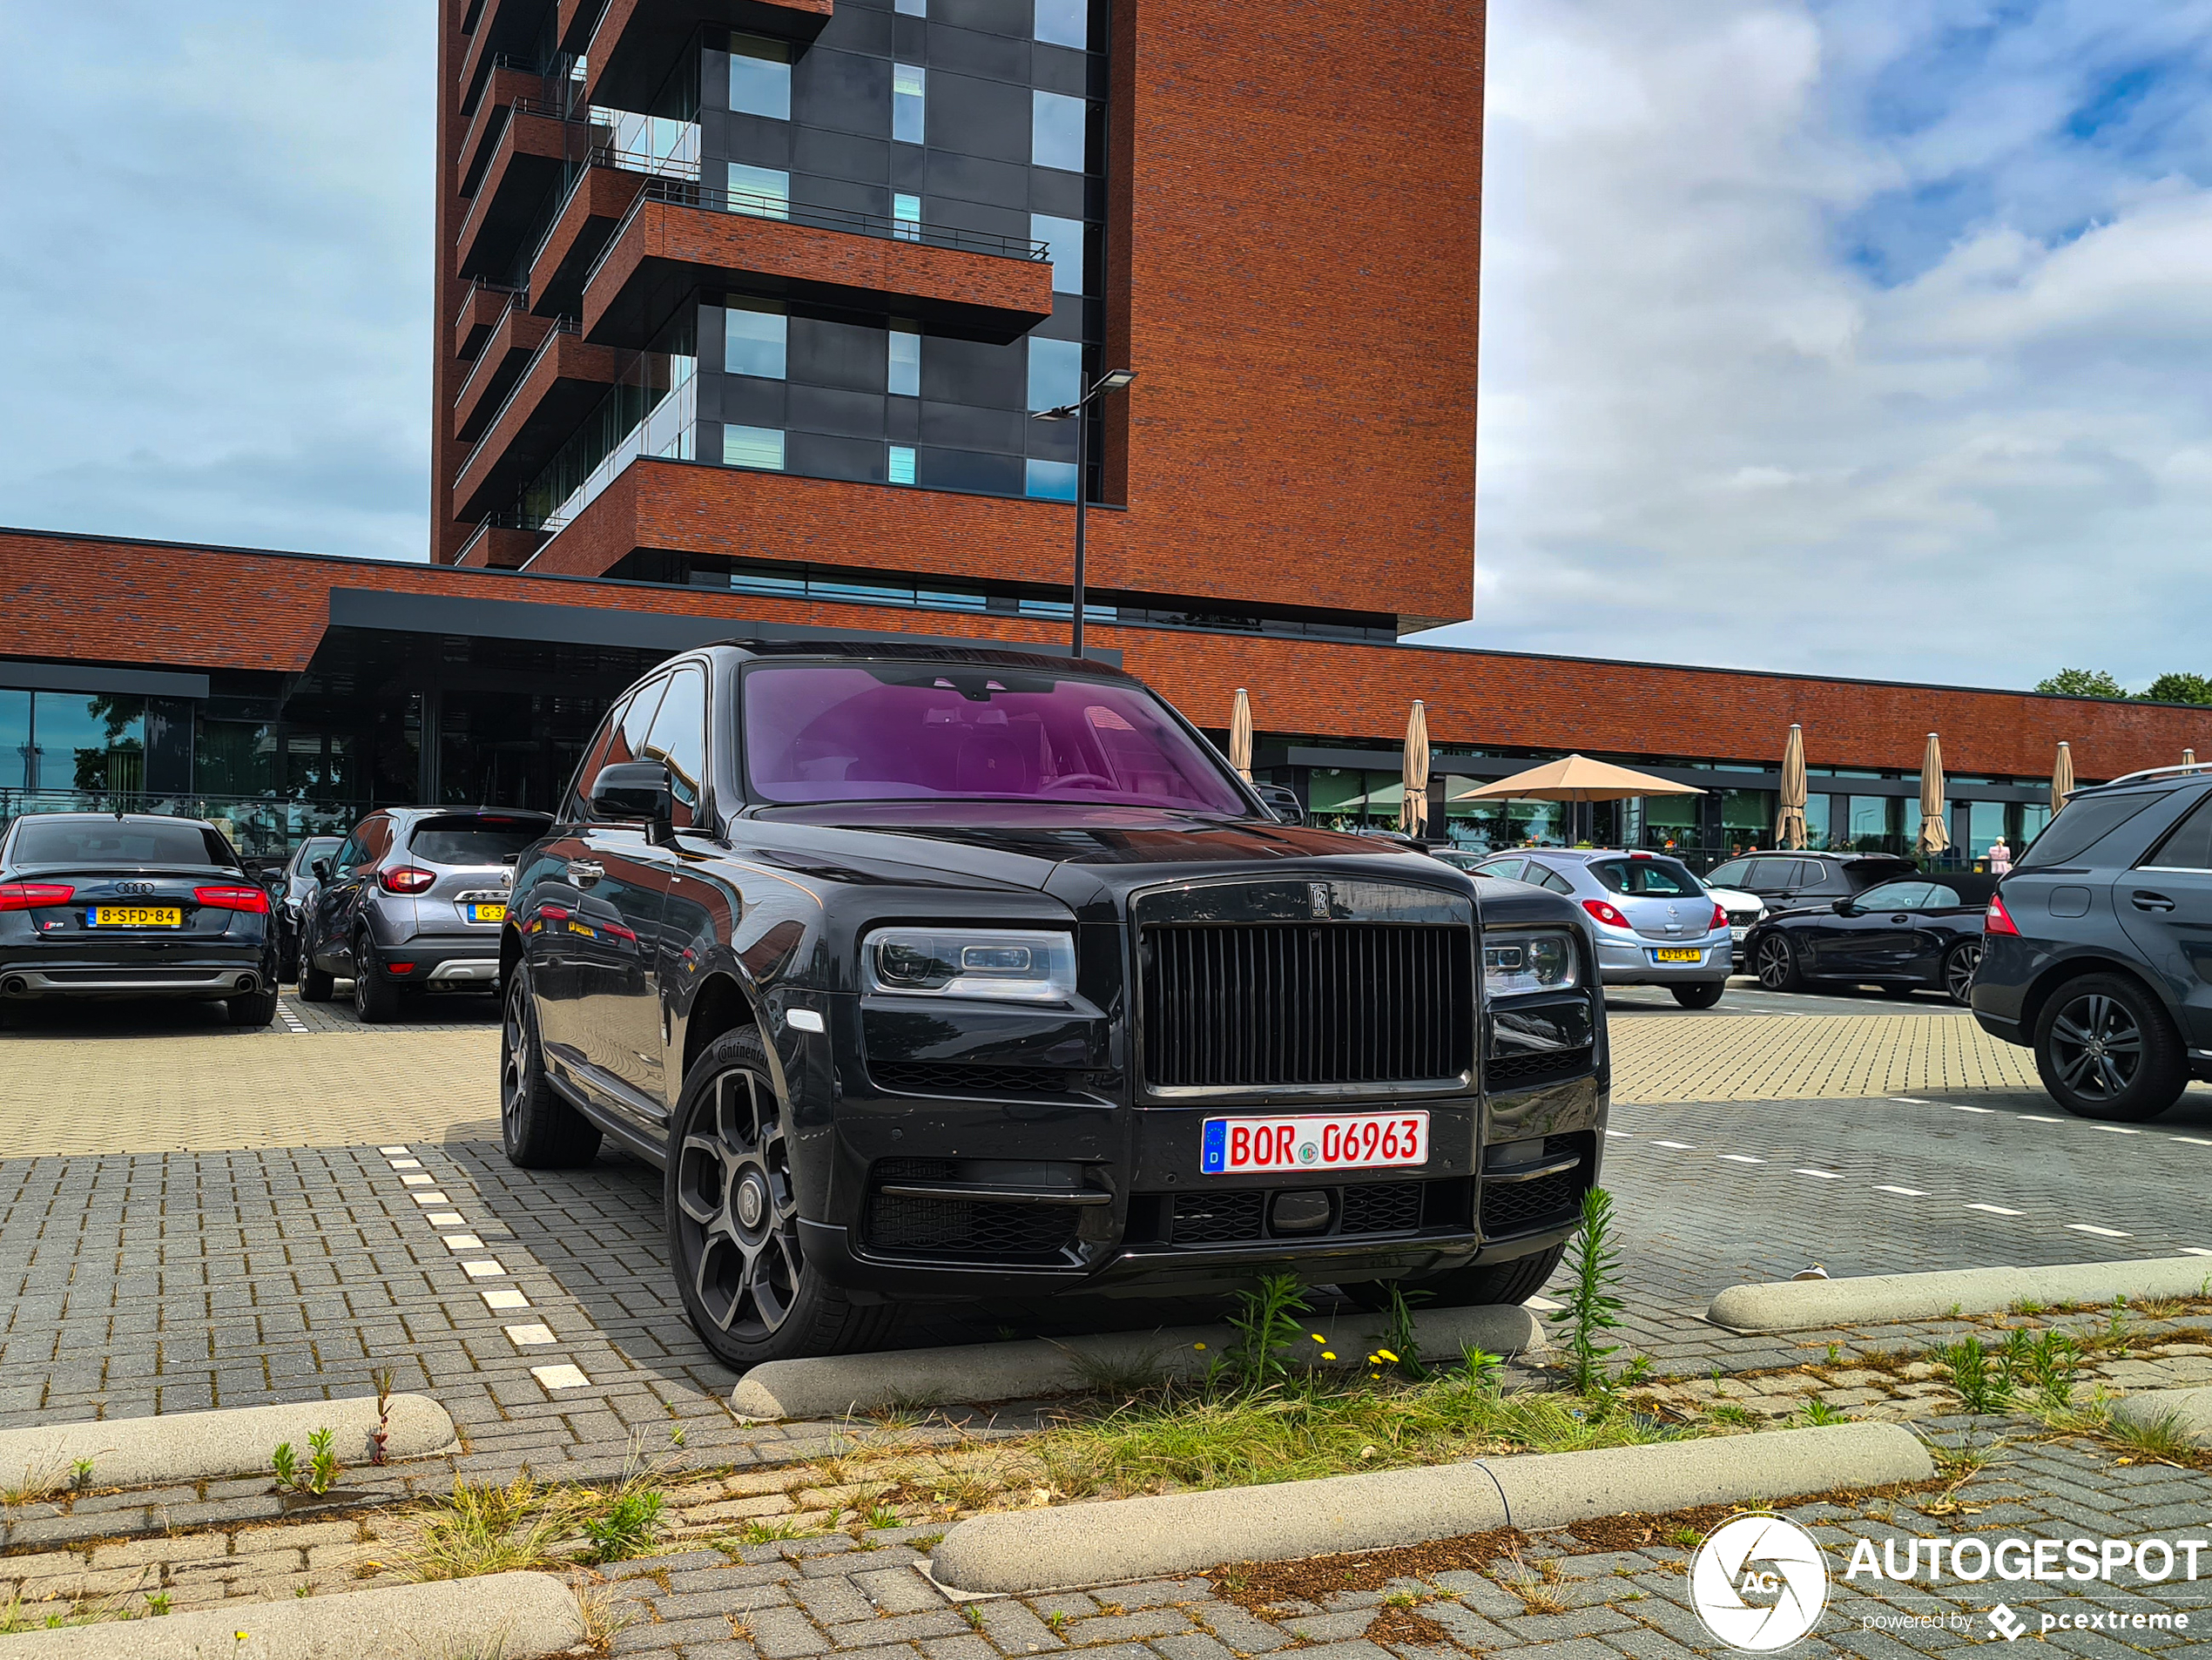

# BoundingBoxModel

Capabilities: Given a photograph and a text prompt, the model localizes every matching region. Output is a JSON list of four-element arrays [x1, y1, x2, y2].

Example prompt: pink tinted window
[[742, 664, 1246, 813]]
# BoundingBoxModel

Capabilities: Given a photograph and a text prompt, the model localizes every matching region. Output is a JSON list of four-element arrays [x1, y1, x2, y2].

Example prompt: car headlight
[[1482, 930, 1580, 995], [861, 928, 1078, 1002]]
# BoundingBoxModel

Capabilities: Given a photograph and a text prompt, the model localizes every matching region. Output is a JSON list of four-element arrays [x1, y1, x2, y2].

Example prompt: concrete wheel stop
[[2113, 1386, 2212, 1445], [927, 1420, 1933, 1596], [0, 1395, 458, 1496], [0, 1571, 583, 1657], [1706, 1255, 2212, 1333], [732, 1302, 1544, 1421]]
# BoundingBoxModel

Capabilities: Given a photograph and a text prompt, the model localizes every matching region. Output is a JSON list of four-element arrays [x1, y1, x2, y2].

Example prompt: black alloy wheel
[[1753, 933, 1802, 991], [2033, 974, 2187, 1123], [1942, 941, 1982, 1007], [352, 934, 401, 1024], [298, 956, 334, 1002], [665, 1029, 894, 1367], [500, 966, 600, 1167]]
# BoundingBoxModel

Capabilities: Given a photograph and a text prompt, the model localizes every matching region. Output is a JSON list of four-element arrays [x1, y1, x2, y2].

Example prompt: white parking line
[[1949, 1105, 1997, 1115], [2067, 1224, 2132, 1238], [379, 1145, 409, 1155], [1874, 1185, 1927, 1197], [2090, 1126, 2141, 1136], [1653, 1140, 1695, 1150], [482, 1288, 530, 1310], [1967, 1203, 2025, 1216], [2020, 1116, 2065, 1124], [462, 1259, 506, 1279], [442, 1234, 485, 1252], [505, 1324, 556, 1346], [388, 1158, 422, 1169], [1524, 1294, 1565, 1311], [2172, 1137, 2212, 1146], [401, 1174, 432, 1187], [530, 1364, 590, 1390], [426, 1211, 464, 1226], [1888, 1097, 1933, 1105], [2182, 1248, 2212, 1258], [1794, 1168, 1844, 1180], [409, 1191, 449, 1205], [1718, 1154, 1764, 1164], [1604, 1130, 1632, 1139]]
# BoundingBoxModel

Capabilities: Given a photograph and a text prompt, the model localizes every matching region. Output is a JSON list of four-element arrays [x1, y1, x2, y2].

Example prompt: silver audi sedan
[[1465, 847, 1733, 1008]]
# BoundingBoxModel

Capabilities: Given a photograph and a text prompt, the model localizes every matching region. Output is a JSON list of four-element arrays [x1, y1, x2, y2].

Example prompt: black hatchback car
[[1743, 873, 2000, 1003], [498, 642, 1608, 1367], [0, 813, 280, 1025], [1701, 850, 1922, 913], [1974, 765, 2212, 1121]]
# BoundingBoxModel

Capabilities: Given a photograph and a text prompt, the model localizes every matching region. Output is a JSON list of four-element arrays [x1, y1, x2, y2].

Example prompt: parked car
[[1973, 764, 2212, 1121], [273, 835, 341, 983], [1251, 782, 1305, 825], [300, 808, 550, 1022], [497, 641, 1608, 1366], [1703, 881, 1766, 966], [1742, 874, 1998, 1004], [1701, 851, 1922, 914], [1465, 847, 1731, 1008], [0, 813, 279, 1026], [1430, 848, 1487, 874]]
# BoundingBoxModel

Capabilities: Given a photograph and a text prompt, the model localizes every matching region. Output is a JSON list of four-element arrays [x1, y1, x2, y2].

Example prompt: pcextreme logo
[[1689, 1515, 1831, 1651]]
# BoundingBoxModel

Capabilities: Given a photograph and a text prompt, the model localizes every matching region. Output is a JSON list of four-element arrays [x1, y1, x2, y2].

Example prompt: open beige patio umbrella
[[2052, 741, 2075, 813], [1453, 754, 1704, 802], [1400, 701, 1430, 839], [1228, 688, 1253, 782], [1919, 732, 1950, 858], [1776, 724, 1808, 850]]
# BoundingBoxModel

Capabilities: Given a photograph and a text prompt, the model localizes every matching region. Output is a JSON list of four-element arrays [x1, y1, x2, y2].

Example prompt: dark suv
[[1702, 851, 1921, 914], [498, 642, 1608, 1366], [1974, 765, 2212, 1121]]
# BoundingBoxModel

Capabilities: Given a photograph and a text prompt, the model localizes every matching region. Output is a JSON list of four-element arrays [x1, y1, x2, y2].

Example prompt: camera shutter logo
[[1689, 1514, 1830, 1651]]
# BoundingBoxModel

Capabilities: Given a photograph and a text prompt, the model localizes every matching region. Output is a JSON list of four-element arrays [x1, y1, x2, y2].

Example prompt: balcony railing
[[456, 317, 583, 485], [453, 277, 528, 334]]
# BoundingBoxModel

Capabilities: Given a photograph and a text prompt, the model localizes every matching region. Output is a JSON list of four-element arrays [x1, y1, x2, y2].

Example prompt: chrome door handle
[[2132, 891, 2175, 912], [568, 860, 605, 887]]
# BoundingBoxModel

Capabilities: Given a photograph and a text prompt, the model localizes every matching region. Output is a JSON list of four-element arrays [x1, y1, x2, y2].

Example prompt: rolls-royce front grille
[[1140, 922, 1474, 1089]]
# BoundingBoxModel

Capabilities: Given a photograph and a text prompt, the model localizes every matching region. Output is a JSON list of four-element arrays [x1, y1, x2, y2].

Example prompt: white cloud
[[1426, 0, 2212, 691]]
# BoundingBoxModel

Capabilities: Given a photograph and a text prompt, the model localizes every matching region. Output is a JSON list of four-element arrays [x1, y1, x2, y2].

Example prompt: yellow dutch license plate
[[91, 906, 182, 928], [1652, 948, 1703, 963], [469, 903, 507, 924]]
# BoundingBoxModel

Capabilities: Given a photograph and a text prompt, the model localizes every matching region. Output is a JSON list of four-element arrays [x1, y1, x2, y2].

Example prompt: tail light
[[1581, 899, 1631, 929], [379, 867, 437, 894], [1985, 891, 2019, 936], [0, 882, 75, 912], [1711, 902, 1729, 930], [193, 885, 271, 914]]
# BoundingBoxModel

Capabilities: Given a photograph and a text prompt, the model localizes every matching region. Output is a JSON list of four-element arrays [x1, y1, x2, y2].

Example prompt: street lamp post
[[1031, 367, 1136, 658]]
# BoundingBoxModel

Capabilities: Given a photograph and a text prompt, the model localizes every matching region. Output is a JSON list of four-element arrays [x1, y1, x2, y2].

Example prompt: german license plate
[[468, 903, 507, 923], [1652, 948, 1703, 962], [1201, 1111, 1430, 1175], [89, 906, 181, 928]]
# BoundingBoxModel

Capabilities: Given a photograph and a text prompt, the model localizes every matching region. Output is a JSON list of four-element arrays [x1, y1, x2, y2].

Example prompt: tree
[[2035, 668, 2126, 699], [2139, 672, 2212, 706]]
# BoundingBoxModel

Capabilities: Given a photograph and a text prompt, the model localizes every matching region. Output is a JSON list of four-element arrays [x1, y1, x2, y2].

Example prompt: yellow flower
[[1374, 1348, 1399, 1363], [1192, 1342, 1206, 1351], [1321, 1352, 1337, 1360], [1312, 1333, 1327, 1343]]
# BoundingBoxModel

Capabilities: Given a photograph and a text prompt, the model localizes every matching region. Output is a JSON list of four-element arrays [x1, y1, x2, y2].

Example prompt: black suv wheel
[[352, 932, 401, 1024], [501, 966, 601, 1167], [667, 1029, 896, 1369], [1341, 1240, 1567, 1312], [2033, 974, 2188, 1122]]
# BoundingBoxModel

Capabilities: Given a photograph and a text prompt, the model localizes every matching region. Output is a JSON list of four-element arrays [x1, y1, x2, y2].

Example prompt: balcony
[[455, 306, 559, 440], [454, 279, 528, 361], [583, 179, 1055, 348], [457, 0, 554, 116], [455, 103, 609, 280], [457, 63, 558, 191], [526, 161, 649, 318], [456, 515, 551, 570], [452, 323, 625, 522], [581, 0, 833, 111]]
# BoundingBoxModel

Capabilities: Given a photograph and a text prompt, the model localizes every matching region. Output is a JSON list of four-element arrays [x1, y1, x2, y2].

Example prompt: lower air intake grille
[[1339, 1182, 1423, 1235], [1486, 1045, 1595, 1089], [863, 1160, 1077, 1263], [869, 1062, 1077, 1097], [1171, 1191, 1264, 1245], [1480, 1169, 1582, 1236]]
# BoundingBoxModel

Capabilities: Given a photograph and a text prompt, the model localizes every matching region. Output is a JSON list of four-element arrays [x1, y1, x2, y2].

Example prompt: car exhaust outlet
[[235, 974, 259, 993], [0, 976, 22, 997]]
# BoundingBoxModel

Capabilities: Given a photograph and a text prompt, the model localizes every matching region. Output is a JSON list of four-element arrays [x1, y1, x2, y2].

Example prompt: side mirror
[[311, 859, 331, 881], [592, 760, 674, 826], [1831, 897, 1857, 914]]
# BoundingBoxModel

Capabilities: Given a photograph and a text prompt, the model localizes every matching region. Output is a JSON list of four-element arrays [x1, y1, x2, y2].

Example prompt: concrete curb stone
[[2110, 1386, 2212, 1443], [1706, 1257, 2212, 1333]]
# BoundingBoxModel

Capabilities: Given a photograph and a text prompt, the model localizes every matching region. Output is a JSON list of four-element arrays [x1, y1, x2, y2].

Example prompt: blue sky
[[3, 1, 2209, 690]]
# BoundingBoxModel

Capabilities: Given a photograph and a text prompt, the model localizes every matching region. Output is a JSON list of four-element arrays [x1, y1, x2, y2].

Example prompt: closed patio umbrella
[[1228, 688, 1253, 782], [2052, 741, 2074, 813], [1775, 724, 1808, 850], [1918, 732, 1950, 858], [2188, 748, 2198, 767], [1400, 701, 1431, 839]]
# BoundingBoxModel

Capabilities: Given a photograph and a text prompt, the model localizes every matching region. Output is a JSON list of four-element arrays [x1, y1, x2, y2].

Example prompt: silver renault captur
[[1467, 847, 1733, 1008]]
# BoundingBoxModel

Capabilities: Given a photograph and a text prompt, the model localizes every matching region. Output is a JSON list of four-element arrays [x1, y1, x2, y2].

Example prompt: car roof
[[705, 639, 1138, 680]]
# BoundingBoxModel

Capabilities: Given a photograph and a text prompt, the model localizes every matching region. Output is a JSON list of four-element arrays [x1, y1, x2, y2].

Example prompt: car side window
[[611, 678, 668, 770], [1475, 858, 1524, 881], [1526, 862, 1575, 894], [331, 833, 363, 876], [1744, 858, 1797, 888], [2141, 793, 2212, 870], [1856, 881, 1931, 910], [566, 692, 633, 819], [644, 666, 708, 827], [1923, 883, 1963, 908], [1706, 860, 1750, 887], [356, 818, 393, 867]]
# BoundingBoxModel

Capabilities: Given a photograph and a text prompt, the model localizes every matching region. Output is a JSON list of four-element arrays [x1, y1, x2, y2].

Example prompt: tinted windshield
[[408, 817, 550, 866], [742, 664, 1249, 813], [2018, 791, 2168, 870], [12, 820, 238, 868], [1588, 857, 1703, 896]]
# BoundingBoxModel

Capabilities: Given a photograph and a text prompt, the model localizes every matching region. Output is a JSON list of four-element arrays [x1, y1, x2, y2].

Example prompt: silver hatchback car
[[1467, 848, 1733, 1008]]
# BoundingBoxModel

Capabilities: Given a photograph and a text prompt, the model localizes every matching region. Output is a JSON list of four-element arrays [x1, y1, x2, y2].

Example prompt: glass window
[[725, 425, 786, 470], [11, 817, 237, 869], [1035, 0, 1087, 47], [31, 692, 145, 794], [1848, 794, 1899, 849], [1474, 858, 1524, 881], [725, 300, 787, 379], [1526, 863, 1575, 895], [1025, 458, 1077, 500], [896, 0, 926, 12], [1705, 860, 1751, 888], [1743, 857, 1799, 888], [196, 719, 277, 798], [1033, 91, 1086, 172], [1855, 881, 1933, 911], [2020, 790, 2166, 870], [612, 680, 667, 769], [1031, 213, 1087, 295], [731, 164, 789, 219], [2144, 795, 2212, 870], [408, 815, 550, 867], [0, 689, 30, 791], [570, 692, 632, 812], [1589, 856, 1702, 896], [1028, 335, 1082, 413], [1804, 793, 1831, 848], [888, 444, 917, 485], [1924, 883, 1965, 908], [644, 667, 708, 825], [729, 35, 791, 120], [887, 321, 921, 396], [894, 193, 921, 241], [1966, 800, 2006, 860], [894, 64, 925, 144]]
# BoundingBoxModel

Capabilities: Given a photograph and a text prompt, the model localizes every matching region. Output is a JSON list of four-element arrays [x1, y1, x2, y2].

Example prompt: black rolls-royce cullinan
[[497, 642, 1608, 1366]]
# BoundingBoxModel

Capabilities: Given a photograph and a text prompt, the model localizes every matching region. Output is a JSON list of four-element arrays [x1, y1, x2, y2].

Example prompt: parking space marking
[[401, 1174, 432, 1187], [2067, 1224, 2131, 1238], [505, 1324, 556, 1346], [388, 1157, 423, 1168], [1524, 1294, 1565, 1311], [277, 1002, 308, 1033], [531, 1364, 590, 1391], [2090, 1126, 2141, 1136], [410, 1190, 449, 1204], [1949, 1104, 1996, 1114], [482, 1287, 530, 1310], [1604, 1130, 1632, 1138], [379, 1145, 410, 1155], [1653, 1139, 1695, 1150], [442, 1234, 485, 1251], [2183, 1247, 2212, 1258], [1793, 1168, 1843, 1179], [1968, 1203, 2026, 1216], [1718, 1153, 1764, 1164], [1875, 1184, 1927, 1196], [462, 1259, 507, 1278], [2021, 1115, 2064, 1123], [1888, 1097, 1933, 1105], [426, 1211, 464, 1226], [2177, 1136, 2212, 1146]]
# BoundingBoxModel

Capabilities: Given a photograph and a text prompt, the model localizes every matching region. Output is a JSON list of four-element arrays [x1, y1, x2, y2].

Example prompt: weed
[[1668, 1526, 1702, 1549], [737, 1515, 819, 1546], [1705, 1404, 1757, 1428], [1225, 1274, 1312, 1387], [2106, 1409, 2197, 1464], [1377, 1285, 1429, 1382], [583, 1488, 666, 1564], [1938, 1339, 2014, 1414], [145, 1593, 172, 1616], [1927, 1437, 2004, 1479], [862, 1502, 904, 1529], [271, 1428, 342, 1496], [1548, 1187, 1625, 1398], [1824, 1342, 1845, 1365], [69, 1458, 92, 1490], [1382, 1589, 1417, 1608], [2, 1453, 81, 1508], [1500, 1550, 1566, 1615], [2010, 1299, 2046, 1317], [1793, 1400, 1851, 1427], [2016, 1329, 2082, 1409], [962, 1604, 986, 1630], [1617, 1355, 1656, 1388], [403, 1477, 582, 1580], [294, 1583, 312, 1598], [371, 1366, 395, 1466], [574, 1589, 636, 1650], [1044, 1609, 1072, 1635], [271, 1442, 300, 1488], [1068, 1346, 1168, 1398], [1459, 1345, 1504, 1393], [2134, 1295, 2186, 1320]]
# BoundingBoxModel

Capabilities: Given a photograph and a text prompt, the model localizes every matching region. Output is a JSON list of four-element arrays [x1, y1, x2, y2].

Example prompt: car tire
[[1752, 933, 1804, 992], [666, 1027, 898, 1369], [1670, 982, 1725, 1010], [500, 965, 601, 1168], [227, 988, 280, 1027], [1341, 1241, 1568, 1313], [299, 959, 334, 1002], [2033, 973, 2187, 1123], [1941, 941, 1981, 1008], [352, 935, 401, 1024]]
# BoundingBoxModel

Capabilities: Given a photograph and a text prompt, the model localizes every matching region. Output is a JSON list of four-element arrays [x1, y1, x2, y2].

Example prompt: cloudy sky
[[3, 2, 2209, 692]]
